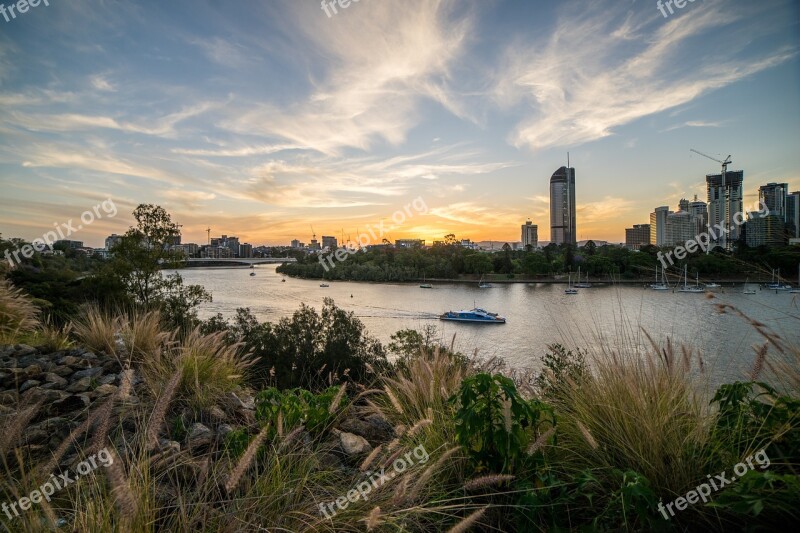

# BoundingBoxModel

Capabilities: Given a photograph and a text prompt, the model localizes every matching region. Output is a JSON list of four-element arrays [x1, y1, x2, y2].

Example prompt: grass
[[0, 280, 40, 344]]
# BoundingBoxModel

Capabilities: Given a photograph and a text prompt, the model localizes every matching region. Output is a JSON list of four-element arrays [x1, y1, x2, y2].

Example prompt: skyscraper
[[759, 182, 789, 220], [787, 191, 800, 238], [649, 206, 672, 246], [706, 170, 744, 248], [550, 166, 576, 245], [625, 224, 650, 250], [521, 219, 538, 249]]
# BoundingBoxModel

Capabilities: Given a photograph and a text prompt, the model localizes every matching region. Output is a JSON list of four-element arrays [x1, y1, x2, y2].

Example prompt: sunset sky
[[1, 0, 799, 247]]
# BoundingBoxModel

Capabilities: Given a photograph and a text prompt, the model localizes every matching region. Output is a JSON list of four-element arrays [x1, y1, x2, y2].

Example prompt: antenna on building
[[206, 227, 211, 245], [567, 152, 570, 168]]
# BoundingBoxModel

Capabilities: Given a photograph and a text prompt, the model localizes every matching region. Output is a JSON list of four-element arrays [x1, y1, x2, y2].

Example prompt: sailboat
[[565, 273, 578, 294], [420, 273, 433, 289], [791, 265, 800, 294], [678, 265, 704, 293], [650, 265, 670, 291], [742, 277, 756, 295], [574, 266, 592, 288], [478, 274, 492, 289], [768, 268, 792, 291]]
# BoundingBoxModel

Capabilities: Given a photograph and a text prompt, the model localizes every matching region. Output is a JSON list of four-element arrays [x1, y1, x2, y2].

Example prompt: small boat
[[419, 284, 433, 289], [439, 308, 506, 324], [651, 265, 670, 291], [742, 278, 757, 295], [249, 265, 255, 269], [320, 283, 330, 288], [281, 278, 286, 283], [573, 266, 592, 288], [250, 272, 256, 277], [678, 265, 704, 293], [565, 273, 578, 294], [478, 275, 492, 289]]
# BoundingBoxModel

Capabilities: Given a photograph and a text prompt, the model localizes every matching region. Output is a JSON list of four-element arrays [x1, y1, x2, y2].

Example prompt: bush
[[254, 385, 343, 438], [451, 373, 554, 473]]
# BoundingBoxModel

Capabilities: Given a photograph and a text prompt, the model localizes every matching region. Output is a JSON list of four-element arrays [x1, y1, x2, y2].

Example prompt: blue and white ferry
[[439, 308, 506, 324]]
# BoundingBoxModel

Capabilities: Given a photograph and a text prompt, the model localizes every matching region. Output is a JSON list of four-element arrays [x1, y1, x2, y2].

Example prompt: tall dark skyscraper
[[550, 166, 576, 245], [706, 170, 744, 247]]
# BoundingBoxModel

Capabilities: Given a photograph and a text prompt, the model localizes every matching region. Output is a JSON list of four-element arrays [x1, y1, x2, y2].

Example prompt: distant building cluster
[[627, 173, 799, 251]]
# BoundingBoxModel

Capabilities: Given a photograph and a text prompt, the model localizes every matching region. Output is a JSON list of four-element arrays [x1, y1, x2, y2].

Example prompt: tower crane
[[690, 149, 733, 251]]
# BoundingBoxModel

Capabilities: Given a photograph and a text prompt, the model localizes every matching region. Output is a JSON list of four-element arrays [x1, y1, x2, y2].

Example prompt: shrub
[[254, 385, 343, 438], [451, 373, 554, 473], [0, 280, 39, 342]]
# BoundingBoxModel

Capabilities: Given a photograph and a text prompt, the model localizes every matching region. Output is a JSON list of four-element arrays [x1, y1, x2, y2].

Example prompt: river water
[[173, 266, 800, 387]]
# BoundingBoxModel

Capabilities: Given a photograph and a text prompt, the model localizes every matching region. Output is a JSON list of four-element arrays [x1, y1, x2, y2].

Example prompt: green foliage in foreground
[[452, 373, 554, 474], [255, 385, 342, 439]]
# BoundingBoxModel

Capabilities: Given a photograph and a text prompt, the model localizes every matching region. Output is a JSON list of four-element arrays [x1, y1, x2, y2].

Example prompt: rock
[[0, 391, 18, 405], [72, 367, 104, 380], [158, 439, 181, 453], [208, 406, 226, 421], [94, 384, 118, 396], [218, 424, 235, 438], [44, 373, 69, 387], [231, 392, 255, 410], [339, 432, 372, 455], [51, 365, 74, 378], [24, 428, 49, 445], [23, 364, 42, 378], [339, 414, 396, 445], [19, 380, 42, 393], [97, 374, 117, 385], [187, 423, 214, 449], [14, 344, 37, 357], [57, 356, 80, 366], [66, 377, 92, 393], [75, 394, 92, 408]]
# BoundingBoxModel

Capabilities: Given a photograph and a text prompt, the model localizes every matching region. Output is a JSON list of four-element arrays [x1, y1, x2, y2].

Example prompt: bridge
[[184, 257, 296, 267]]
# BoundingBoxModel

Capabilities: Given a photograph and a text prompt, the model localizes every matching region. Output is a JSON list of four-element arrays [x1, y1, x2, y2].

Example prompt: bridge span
[[184, 257, 296, 267]]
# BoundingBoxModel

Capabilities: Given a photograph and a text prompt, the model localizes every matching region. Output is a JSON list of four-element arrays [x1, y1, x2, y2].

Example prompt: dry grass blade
[[363, 506, 383, 531], [147, 367, 183, 450], [446, 506, 488, 533], [0, 401, 42, 456], [329, 382, 347, 414], [0, 280, 40, 341], [360, 444, 383, 472], [464, 474, 515, 491], [576, 420, 598, 450], [527, 427, 556, 455], [750, 343, 768, 381], [407, 446, 459, 502], [106, 449, 137, 525], [225, 423, 270, 494]]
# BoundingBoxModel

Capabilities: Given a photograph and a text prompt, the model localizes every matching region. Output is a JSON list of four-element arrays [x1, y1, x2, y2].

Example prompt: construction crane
[[690, 149, 733, 251]]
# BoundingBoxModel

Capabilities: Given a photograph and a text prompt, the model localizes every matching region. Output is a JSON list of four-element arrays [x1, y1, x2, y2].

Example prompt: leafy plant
[[451, 373, 554, 473], [534, 343, 587, 398], [255, 385, 342, 438]]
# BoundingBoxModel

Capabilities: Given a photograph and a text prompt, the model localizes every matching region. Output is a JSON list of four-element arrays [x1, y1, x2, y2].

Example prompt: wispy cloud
[[496, 0, 796, 150]]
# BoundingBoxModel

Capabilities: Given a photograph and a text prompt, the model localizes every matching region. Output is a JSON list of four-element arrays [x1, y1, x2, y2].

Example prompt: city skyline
[[1, 0, 799, 247]]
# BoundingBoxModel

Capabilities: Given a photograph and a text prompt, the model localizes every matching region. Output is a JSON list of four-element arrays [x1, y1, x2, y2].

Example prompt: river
[[173, 266, 800, 388]]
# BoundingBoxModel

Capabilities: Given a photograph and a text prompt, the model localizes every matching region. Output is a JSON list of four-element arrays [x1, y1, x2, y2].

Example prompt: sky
[[0, 0, 798, 247]]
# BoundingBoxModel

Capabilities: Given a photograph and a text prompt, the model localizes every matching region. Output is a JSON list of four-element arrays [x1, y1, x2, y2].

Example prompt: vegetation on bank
[[276, 238, 800, 283], [1, 205, 799, 531]]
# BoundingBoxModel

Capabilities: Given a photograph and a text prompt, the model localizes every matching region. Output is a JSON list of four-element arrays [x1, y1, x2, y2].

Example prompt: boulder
[[188, 423, 214, 450], [44, 373, 69, 387], [339, 432, 372, 455], [72, 367, 104, 380], [339, 414, 396, 445], [66, 377, 92, 393]]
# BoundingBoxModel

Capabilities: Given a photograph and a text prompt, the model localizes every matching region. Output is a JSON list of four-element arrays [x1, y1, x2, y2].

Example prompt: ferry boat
[[439, 308, 506, 324]]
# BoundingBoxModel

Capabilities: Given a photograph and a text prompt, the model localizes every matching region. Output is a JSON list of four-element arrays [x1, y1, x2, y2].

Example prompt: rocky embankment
[[0, 344, 397, 471]]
